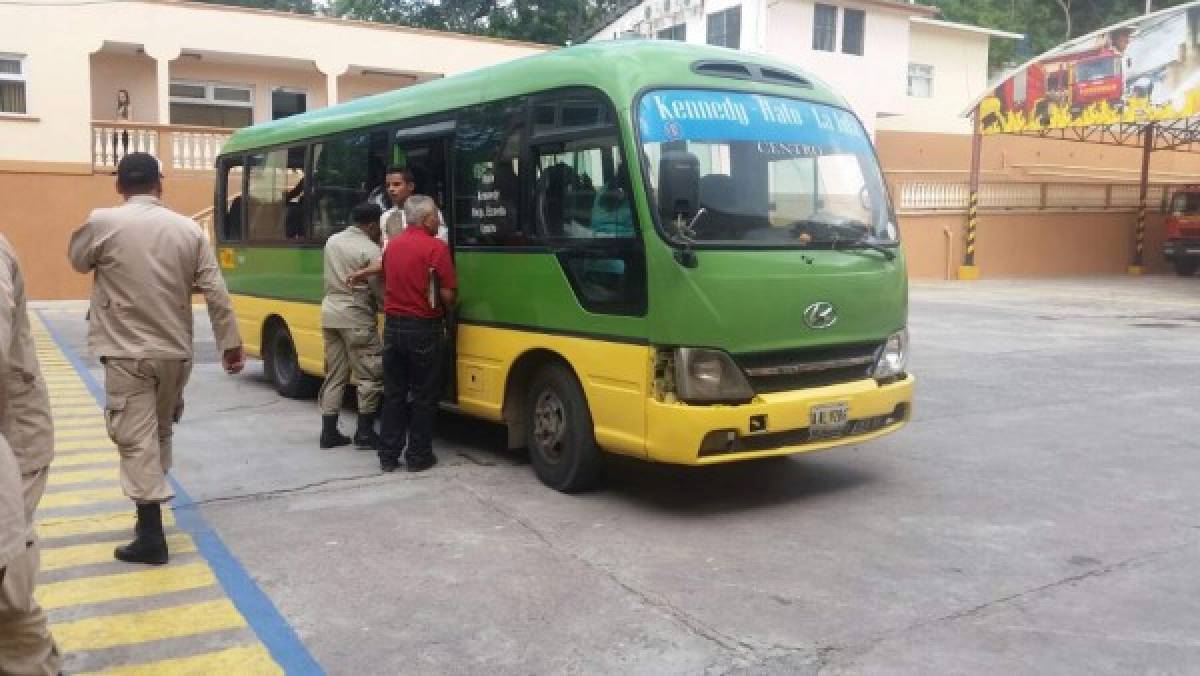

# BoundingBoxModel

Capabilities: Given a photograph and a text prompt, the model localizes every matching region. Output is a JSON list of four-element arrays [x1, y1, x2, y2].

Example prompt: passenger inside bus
[[284, 178, 306, 239], [224, 195, 243, 240], [591, 163, 633, 238]]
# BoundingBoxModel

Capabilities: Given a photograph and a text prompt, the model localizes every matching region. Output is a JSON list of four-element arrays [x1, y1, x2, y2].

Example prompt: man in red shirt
[[351, 195, 456, 472]]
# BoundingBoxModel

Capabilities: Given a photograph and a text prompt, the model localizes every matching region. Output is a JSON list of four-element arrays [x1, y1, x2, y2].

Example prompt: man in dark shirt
[[350, 195, 456, 473]]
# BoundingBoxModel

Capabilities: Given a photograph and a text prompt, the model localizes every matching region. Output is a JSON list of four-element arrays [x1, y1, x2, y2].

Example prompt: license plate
[[809, 402, 849, 439]]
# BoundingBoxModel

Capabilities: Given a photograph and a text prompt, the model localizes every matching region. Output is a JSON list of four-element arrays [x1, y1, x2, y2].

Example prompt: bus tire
[[524, 363, 601, 493], [264, 321, 319, 399], [1174, 259, 1198, 277]]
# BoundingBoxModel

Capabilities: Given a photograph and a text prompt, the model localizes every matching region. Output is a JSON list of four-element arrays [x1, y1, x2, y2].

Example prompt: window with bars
[[813, 4, 837, 52], [842, 8, 864, 55], [907, 63, 933, 98], [706, 6, 741, 48], [657, 23, 686, 41], [0, 54, 27, 115]]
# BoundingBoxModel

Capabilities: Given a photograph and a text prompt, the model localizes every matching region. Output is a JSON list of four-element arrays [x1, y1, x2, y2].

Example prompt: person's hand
[[222, 346, 246, 375]]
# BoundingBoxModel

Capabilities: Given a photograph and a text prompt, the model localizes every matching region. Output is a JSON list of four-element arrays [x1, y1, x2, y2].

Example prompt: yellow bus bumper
[[644, 375, 914, 465]]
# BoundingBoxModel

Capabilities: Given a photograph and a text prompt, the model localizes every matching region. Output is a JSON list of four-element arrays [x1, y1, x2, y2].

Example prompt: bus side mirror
[[658, 151, 700, 227]]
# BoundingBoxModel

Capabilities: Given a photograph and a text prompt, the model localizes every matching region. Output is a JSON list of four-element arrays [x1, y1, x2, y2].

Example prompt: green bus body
[[216, 41, 914, 491]]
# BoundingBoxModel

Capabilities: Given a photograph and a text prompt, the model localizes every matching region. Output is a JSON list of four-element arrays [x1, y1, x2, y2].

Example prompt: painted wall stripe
[[51, 428, 111, 440], [47, 467, 121, 488], [78, 643, 283, 676], [39, 487, 128, 510], [38, 510, 177, 542], [52, 599, 246, 653], [37, 561, 216, 610], [53, 453, 116, 468], [41, 534, 196, 572], [56, 439, 117, 451]]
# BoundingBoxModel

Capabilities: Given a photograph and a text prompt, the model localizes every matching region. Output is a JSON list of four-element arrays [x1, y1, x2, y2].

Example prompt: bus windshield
[[1170, 191, 1200, 216], [639, 89, 896, 248]]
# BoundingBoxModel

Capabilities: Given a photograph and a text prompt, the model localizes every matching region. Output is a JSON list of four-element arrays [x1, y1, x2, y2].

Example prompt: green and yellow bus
[[213, 41, 914, 492]]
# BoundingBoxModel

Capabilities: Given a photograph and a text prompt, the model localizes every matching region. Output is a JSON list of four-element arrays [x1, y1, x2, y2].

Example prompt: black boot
[[115, 503, 168, 565], [320, 414, 351, 449], [378, 450, 402, 473], [354, 412, 380, 450]]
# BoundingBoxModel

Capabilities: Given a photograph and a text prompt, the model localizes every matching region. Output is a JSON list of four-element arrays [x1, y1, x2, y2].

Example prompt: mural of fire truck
[[985, 46, 1125, 127]]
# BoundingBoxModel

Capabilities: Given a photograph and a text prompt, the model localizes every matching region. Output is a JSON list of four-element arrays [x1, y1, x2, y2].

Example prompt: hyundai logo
[[803, 302, 838, 329]]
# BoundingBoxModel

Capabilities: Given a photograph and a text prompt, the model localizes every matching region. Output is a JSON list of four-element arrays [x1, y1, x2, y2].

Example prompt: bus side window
[[246, 147, 306, 242], [533, 141, 634, 240], [526, 89, 645, 316], [218, 155, 245, 242], [312, 133, 372, 242], [453, 99, 525, 246]]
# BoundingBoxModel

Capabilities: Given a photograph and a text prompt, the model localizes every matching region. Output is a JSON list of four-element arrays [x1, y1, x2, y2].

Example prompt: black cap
[[116, 152, 162, 184]]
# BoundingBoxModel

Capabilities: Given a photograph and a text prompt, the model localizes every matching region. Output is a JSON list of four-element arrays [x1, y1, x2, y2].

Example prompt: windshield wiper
[[833, 234, 896, 261], [792, 220, 896, 261]]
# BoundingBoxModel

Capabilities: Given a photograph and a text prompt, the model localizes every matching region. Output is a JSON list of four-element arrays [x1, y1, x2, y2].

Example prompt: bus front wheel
[[1174, 259, 1198, 277], [264, 322, 319, 399], [524, 363, 601, 493]]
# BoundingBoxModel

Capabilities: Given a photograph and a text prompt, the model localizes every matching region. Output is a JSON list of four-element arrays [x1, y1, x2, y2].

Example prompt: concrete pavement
[[33, 276, 1200, 675]]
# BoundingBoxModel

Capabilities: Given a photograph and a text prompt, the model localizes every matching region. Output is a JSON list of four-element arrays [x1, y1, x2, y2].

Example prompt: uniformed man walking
[[68, 152, 244, 565], [0, 234, 61, 674], [318, 202, 384, 450]]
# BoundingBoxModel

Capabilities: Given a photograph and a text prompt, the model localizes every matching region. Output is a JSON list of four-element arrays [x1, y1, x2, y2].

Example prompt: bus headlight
[[873, 329, 909, 379], [674, 348, 755, 404]]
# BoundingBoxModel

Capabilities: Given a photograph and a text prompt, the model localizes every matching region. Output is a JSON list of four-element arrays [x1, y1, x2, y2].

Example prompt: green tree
[[938, 0, 1199, 70], [329, 0, 625, 44]]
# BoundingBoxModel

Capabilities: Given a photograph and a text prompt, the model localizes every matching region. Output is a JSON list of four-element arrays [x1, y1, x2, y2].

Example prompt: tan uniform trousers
[[103, 358, 191, 504], [318, 326, 384, 416], [0, 469, 61, 676]]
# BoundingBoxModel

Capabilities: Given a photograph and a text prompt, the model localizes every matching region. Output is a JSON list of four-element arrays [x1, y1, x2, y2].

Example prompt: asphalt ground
[[32, 275, 1200, 675]]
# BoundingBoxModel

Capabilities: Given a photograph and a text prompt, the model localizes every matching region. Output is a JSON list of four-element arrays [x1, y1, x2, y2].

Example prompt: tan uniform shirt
[[321, 226, 383, 329], [68, 195, 241, 359], [0, 435, 25, 568], [0, 236, 52, 476]]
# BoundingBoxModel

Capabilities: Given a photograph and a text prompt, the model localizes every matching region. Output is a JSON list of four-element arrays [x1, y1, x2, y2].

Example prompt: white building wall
[[592, 0, 921, 136], [590, 0, 1006, 138], [596, 0, 765, 52], [875, 21, 992, 134], [0, 0, 546, 167], [764, 0, 911, 135]]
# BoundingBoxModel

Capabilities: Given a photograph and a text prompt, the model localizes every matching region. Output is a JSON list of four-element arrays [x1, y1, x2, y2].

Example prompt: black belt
[[385, 315, 443, 325]]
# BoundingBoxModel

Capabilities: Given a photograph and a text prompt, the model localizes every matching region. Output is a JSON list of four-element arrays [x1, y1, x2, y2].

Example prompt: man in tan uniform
[[68, 153, 244, 565], [318, 202, 384, 450], [0, 235, 61, 674]]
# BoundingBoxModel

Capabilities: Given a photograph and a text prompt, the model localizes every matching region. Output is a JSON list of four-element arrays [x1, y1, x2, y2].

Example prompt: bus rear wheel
[[1174, 259, 1198, 277], [265, 322, 319, 399], [524, 363, 601, 493]]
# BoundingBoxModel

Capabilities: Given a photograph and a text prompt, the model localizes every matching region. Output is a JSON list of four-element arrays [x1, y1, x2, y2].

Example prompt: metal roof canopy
[[957, 1, 1200, 278]]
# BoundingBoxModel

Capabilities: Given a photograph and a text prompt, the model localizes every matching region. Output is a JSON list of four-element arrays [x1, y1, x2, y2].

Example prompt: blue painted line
[[37, 310, 324, 675]]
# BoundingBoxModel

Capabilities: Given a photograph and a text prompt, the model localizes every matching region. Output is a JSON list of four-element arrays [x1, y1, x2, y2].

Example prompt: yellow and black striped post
[[1130, 123, 1155, 276], [965, 192, 979, 264], [959, 110, 983, 280]]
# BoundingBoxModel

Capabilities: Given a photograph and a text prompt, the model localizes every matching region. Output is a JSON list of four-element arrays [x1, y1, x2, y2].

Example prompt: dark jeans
[[379, 316, 444, 462]]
